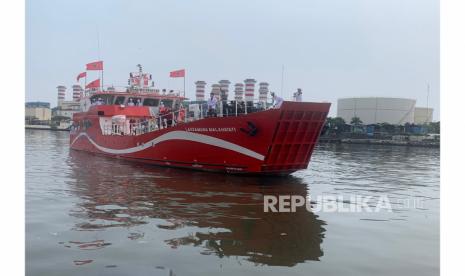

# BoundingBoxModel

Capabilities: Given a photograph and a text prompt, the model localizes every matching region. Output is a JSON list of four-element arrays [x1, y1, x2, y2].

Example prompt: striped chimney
[[57, 85, 66, 107], [211, 83, 221, 99], [195, 81, 206, 101], [258, 82, 269, 103], [234, 83, 244, 101], [244, 78, 256, 102], [72, 85, 83, 102], [218, 80, 231, 101]]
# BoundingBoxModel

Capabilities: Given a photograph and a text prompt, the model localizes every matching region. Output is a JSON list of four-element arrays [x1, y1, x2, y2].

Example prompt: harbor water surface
[[26, 129, 439, 276]]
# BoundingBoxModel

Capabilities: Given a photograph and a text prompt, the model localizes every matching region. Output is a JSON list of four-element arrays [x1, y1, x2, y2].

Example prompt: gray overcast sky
[[26, 0, 439, 119]]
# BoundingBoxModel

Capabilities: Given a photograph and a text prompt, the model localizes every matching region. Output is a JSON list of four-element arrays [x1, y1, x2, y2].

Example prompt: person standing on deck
[[270, 92, 284, 108], [295, 88, 303, 102], [207, 92, 218, 117], [220, 88, 229, 117]]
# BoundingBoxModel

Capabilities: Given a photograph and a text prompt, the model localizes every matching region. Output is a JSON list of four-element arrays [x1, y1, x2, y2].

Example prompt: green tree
[[325, 117, 346, 136], [426, 121, 440, 134], [350, 116, 363, 126]]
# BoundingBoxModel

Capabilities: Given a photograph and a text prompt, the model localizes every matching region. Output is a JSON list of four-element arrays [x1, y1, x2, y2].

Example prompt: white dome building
[[414, 107, 434, 124], [337, 97, 416, 125]]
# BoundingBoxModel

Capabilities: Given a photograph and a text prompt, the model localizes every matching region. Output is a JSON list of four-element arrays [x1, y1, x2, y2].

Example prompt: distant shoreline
[[25, 125, 69, 131], [319, 137, 439, 148]]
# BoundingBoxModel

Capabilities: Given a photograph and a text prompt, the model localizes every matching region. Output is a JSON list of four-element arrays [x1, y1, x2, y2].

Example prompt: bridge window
[[160, 99, 173, 108], [114, 96, 125, 105], [90, 94, 114, 105], [127, 97, 142, 106], [143, 98, 159, 107]]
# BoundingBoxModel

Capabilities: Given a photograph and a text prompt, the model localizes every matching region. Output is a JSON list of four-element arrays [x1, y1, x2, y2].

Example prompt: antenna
[[280, 65, 284, 97], [96, 26, 103, 91], [96, 26, 100, 60]]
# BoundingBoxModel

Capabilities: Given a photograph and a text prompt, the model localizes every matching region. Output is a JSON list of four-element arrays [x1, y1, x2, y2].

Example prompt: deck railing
[[100, 99, 278, 136]]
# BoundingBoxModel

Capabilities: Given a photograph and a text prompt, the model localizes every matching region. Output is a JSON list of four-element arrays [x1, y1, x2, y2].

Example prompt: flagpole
[[183, 72, 186, 98], [280, 64, 284, 98], [101, 68, 104, 92]]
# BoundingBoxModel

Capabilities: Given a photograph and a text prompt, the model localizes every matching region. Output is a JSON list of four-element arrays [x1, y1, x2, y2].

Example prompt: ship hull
[[70, 102, 330, 175]]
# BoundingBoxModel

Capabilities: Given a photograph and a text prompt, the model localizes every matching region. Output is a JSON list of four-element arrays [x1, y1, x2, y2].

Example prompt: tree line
[[323, 116, 440, 138]]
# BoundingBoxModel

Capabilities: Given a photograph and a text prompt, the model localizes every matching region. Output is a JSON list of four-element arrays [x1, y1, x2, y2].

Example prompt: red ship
[[70, 66, 330, 175]]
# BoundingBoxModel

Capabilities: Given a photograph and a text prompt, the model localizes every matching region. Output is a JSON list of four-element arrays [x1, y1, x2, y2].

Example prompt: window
[[83, 119, 92, 129], [114, 96, 126, 105], [143, 98, 159, 106], [90, 94, 114, 105], [160, 99, 173, 108], [127, 97, 142, 106]]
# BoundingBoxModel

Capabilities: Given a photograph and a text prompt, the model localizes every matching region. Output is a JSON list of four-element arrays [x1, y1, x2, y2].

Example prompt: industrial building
[[337, 97, 434, 125], [52, 101, 80, 118], [25, 102, 51, 122], [53, 85, 81, 118], [414, 107, 434, 124]]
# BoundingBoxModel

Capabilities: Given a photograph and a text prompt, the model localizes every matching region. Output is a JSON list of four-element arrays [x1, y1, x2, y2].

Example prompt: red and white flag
[[86, 61, 104, 70], [169, 69, 185, 78], [76, 72, 87, 82], [85, 79, 100, 89]]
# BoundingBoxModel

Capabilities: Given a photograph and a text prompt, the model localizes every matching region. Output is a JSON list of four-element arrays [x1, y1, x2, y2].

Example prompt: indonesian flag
[[86, 61, 104, 70], [76, 72, 86, 82], [85, 79, 100, 89], [170, 69, 185, 78]]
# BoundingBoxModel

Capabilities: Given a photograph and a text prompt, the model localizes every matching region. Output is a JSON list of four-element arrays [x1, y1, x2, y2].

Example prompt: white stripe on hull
[[71, 130, 265, 160]]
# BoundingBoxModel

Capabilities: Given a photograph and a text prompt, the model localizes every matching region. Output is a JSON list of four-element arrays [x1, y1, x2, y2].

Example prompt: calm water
[[25, 129, 439, 276]]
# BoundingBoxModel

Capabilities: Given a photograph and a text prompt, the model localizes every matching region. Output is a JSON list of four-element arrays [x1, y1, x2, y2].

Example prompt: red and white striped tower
[[57, 85, 66, 107], [195, 81, 206, 101], [72, 85, 83, 102], [234, 83, 244, 101], [211, 83, 221, 99], [244, 79, 256, 102], [258, 82, 269, 104], [218, 80, 231, 101]]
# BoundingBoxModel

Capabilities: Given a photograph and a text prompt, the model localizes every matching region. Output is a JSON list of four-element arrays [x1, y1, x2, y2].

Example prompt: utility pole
[[426, 82, 430, 124]]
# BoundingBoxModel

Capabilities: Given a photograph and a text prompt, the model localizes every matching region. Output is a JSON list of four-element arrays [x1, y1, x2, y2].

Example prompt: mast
[[97, 26, 103, 91], [280, 65, 284, 97]]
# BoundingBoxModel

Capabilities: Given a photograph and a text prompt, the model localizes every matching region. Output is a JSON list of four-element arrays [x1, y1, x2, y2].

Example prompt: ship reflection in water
[[26, 130, 439, 275], [68, 150, 326, 267]]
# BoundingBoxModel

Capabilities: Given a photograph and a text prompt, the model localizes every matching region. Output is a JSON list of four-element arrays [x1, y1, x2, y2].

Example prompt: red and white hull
[[70, 101, 330, 175]]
